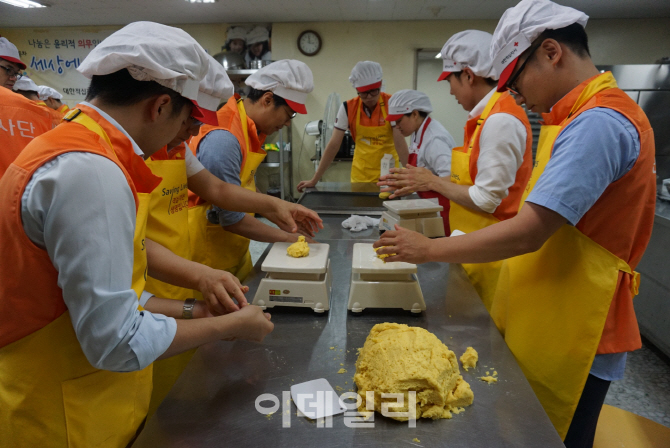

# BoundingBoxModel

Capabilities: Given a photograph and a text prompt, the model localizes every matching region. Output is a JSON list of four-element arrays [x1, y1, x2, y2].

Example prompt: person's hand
[[193, 300, 215, 319], [377, 165, 437, 198], [228, 305, 274, 342], [197, 267, 250, 315], [297, 178, 317, 192], [264, 201, 324, 237], [373, 224, 434, 264], [286, 232, 317, 244]]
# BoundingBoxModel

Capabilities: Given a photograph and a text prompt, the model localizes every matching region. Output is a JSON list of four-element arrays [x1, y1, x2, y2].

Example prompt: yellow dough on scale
[[354, 323, 474, 421], [286, 235, 310, 258]]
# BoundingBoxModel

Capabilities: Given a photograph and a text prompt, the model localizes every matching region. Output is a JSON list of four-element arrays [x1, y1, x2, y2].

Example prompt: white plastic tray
[[261, 241, 330, 274], [351, 243, 417, 275], [383, 198, 442, 215]]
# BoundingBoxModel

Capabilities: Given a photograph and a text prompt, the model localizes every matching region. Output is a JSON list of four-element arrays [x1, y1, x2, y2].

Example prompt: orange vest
[[460, 91, 533, 221], [0, 87, 53, 177], [539, 77, 656, 354], [188, 94, 266, 207], [345, 92, 392, 141], [57, 103, 70, 115], [0, 104, 161, 350], [35, 100, 64, 128]]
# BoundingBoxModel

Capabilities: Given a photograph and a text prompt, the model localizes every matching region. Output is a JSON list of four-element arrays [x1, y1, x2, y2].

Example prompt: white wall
[[272, 18, 670, 196]]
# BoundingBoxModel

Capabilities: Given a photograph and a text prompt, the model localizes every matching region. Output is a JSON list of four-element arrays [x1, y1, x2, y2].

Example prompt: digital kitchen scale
[[347, 243, 425, 314], [253, 242, 332, 313], [378, 198, 445, 238]]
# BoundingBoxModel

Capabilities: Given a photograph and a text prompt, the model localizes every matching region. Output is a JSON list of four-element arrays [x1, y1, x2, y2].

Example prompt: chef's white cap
[[245, 59, 313, 114], [385, 90, 433, 122], [37, 85, 63, 101], [0, 37, 25, 70], [77, 21, 210, 106], [246, 26, 270, 45], [349, 61, 383, 92], [491, 0, 588, 92], [438, 30, 496, 82], [226, 27, 247, 44], [13, 76, 39, 93], [196, 54, 234, 125]]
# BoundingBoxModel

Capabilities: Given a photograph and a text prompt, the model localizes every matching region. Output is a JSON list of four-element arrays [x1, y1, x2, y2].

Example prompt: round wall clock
[[298, 30, 322, 56]]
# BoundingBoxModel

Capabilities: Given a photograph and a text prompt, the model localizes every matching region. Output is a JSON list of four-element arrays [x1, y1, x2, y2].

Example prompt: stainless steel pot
[[248, 60, 273, 69], [212, 51, 246, 70]]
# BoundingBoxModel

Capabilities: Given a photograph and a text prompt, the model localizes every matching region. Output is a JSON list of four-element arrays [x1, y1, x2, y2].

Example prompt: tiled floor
[[249, 235, 670, 429]]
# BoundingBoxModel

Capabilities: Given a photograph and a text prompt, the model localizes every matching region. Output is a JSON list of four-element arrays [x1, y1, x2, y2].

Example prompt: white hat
[[349, 61, 383, 92], [385, 90, 433, 122], [196, 54, 235, 124], [246, 26, 270, 45], [37, 85, 63, 101], [491, 0, 588, 91], [13, 76, 39, 93], [0, 37, 25, 70], [226, 27, 247, 44], [438, 30, 496, 82], [77, 21, 210, 109], [245, 59, 313, 114]]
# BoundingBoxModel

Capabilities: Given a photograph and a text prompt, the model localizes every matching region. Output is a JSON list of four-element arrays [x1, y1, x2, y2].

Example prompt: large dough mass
[[354, 323, 474, 421]]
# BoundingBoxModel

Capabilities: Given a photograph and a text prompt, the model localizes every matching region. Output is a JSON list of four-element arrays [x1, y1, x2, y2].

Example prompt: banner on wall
[[3, 28, 117, 107]]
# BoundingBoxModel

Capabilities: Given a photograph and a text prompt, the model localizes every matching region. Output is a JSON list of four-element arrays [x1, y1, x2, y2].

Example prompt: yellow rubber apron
[[489, 73, 639, 439], [188, 99, 266, 284], [144, 150, 195, 417], [350, 98, 398, 183], [449, 92, 503, 311], [0, 111, 153, 448]]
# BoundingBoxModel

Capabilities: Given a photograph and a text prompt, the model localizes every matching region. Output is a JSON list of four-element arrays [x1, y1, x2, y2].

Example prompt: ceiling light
[[435, 53, 441, 59], [0, 0, 46, 7], [185, 0, 216, 3]]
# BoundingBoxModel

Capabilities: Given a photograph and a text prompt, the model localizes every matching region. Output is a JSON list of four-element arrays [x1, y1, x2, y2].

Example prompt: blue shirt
[[196, 129, 246, 227], [526, 107, 641, 381]]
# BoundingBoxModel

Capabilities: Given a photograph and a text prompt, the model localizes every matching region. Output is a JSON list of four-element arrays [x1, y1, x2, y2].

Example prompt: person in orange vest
[[380, 30, 533, 310], [381, 89, 456, 235], [375, 1, 656, 447], [13, 76, 64, 128], [0, 37, 52, 176], [297, 61, 408, 189], [0, 22, 276, 447], [189, 60, 319, 283], [38, 85, 69, 115]]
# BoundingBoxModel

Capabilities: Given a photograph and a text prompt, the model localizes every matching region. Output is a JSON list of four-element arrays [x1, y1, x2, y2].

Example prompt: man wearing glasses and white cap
[[189, 59, 321, 284], [0, 22, 275, 447], [298, 61, 408, 189], [0, 37, 52, 176], [379, 89, 456, 235], [375, 1, 655, 446], [380, 30, 533, 310]]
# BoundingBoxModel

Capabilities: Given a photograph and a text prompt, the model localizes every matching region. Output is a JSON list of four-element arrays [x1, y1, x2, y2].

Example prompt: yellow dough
[[354, 323, 474, 421], [479, 376, 498, 384], [379, 191, 392, 200], [459, 347, 478, 371], [374, 246, 395, 260], [286, 236, 309, 258]]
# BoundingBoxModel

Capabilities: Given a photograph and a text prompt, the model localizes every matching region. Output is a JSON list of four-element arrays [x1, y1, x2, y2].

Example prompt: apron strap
[[468, 91, 503, 152], [615, 256, 640, 297], [64, 108, 113, 150]]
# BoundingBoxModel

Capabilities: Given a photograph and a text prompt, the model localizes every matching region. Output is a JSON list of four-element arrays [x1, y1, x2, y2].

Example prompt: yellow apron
[[0, 111, 153, 448], [350, 99, 398, 183], [449, 92, 503, 311], [144, 151, 195, 417], [490, 73, 639, 439], [188, 99, 266, 285]]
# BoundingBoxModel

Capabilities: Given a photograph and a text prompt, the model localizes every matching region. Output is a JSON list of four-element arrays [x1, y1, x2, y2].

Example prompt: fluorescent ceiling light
[[435, 53, 441, 59], [185, 0, 216, 3], [0, 0, 46, 7]]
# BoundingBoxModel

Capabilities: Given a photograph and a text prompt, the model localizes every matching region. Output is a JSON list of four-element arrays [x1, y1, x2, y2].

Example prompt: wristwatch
[[182, 298, 196, 319]]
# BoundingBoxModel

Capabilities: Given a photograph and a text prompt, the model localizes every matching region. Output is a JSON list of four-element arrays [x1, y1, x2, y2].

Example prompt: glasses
[[505, 43, 540, 95], [358, 88, 380, 99], [0, 65, 22, 80], [189, 116, 203, 127], [283, 106, 297, 120]]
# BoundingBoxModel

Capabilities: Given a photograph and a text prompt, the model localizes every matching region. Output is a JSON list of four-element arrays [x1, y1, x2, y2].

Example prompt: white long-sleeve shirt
[[410, 117, 455, 177], [20, 102, 177, 372], [467, 88, 527, 214]]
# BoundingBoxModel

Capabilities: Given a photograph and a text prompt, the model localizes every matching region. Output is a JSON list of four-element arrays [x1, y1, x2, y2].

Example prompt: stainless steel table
[[133, 218, 564, 448]]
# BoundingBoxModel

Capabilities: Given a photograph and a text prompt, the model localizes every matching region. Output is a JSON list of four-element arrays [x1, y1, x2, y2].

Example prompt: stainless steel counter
[[133, 217, 563, 447]]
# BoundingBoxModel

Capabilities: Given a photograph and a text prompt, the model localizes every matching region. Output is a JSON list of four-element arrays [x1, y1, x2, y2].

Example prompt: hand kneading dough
[[460, 347, 478, 371], [354, 323, 474, 421], [374, 246, 395, 260], [287, 236, 309, 258]]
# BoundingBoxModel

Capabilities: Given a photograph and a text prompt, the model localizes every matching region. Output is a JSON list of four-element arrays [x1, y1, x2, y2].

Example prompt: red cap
[[496, 56, 519, 92], [285, 98, 307, 114], [385, 113, 405, 122], [355, 80, 382, 93], [190, 100, 218, 126], [0, 56, 26, 70], [437, 71, 453, 82]]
